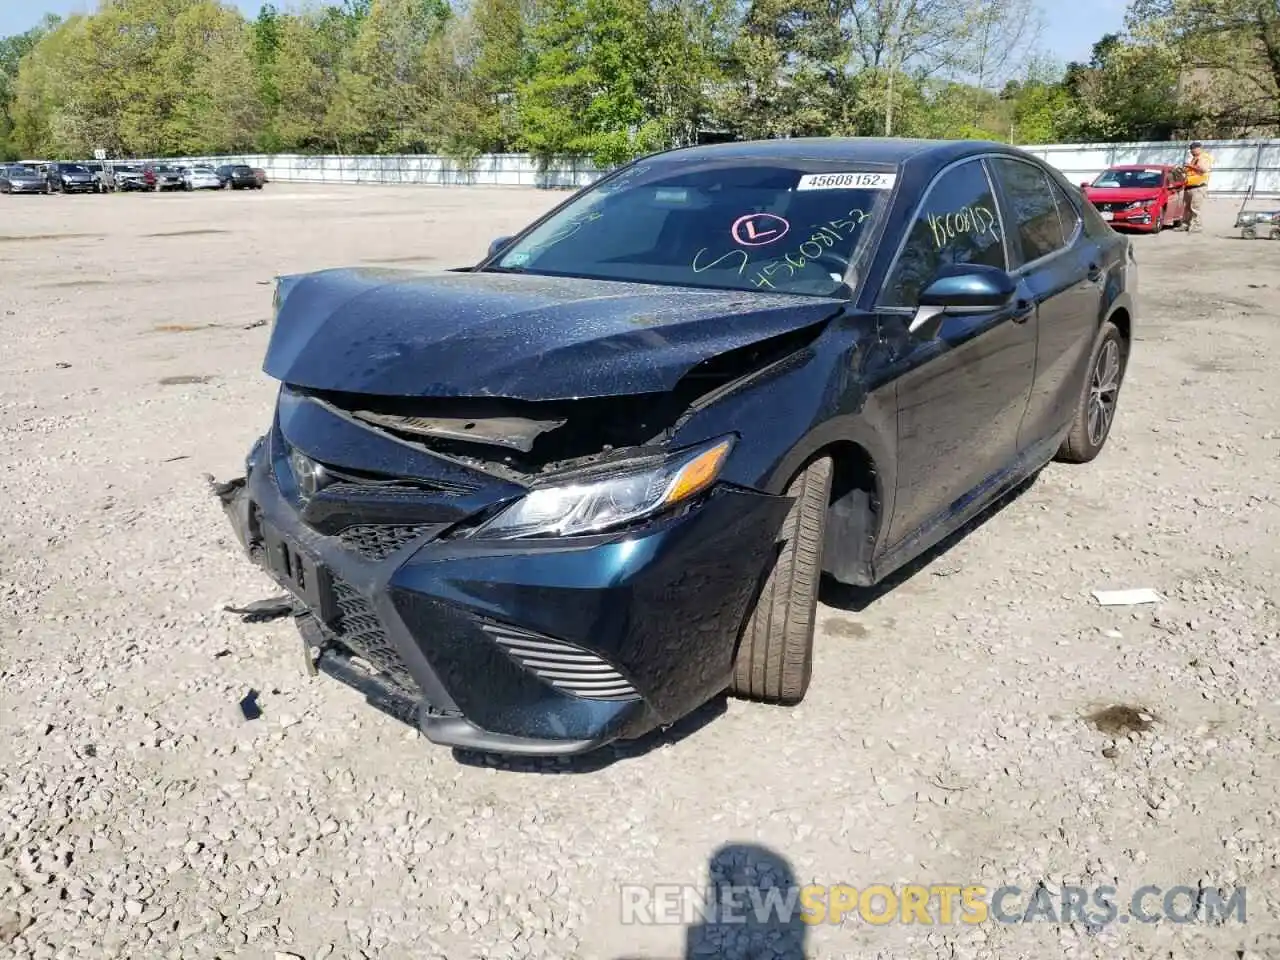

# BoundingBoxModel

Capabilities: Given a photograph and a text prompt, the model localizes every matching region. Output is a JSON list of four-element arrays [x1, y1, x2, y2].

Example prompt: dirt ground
[[1, 184, 1278, 960]]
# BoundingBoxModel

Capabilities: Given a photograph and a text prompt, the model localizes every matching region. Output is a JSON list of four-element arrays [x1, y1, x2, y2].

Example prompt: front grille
[[1095, 201, 1144, 213], [480, 622, 640, 701], [338, 524, 432, 561], [327, 577, 419, 696]]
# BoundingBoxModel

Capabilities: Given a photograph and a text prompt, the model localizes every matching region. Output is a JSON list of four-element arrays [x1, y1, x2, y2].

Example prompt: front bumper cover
[[216, 423, 790, 756]]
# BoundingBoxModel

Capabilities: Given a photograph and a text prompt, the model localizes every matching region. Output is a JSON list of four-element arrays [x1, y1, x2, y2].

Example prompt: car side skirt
[[869, 424, 1069, 586]]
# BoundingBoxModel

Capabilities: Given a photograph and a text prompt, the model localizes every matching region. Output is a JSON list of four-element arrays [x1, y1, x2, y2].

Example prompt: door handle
[[1087, 263, 1103, 282]]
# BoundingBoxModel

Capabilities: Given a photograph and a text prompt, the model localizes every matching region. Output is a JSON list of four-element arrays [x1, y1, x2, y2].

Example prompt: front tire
[[1056, 321, 1127, 464], [730, 455, 833, 705]]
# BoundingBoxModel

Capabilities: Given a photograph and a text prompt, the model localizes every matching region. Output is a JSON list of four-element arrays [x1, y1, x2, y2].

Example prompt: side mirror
[[488, 236, 513, 259], [909, 263, 1018, 339], [1080, 181, 1091, 190]]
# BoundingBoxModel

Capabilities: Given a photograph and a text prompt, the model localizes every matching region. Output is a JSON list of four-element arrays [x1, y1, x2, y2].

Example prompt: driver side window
[[879, 160, 1006, 309]]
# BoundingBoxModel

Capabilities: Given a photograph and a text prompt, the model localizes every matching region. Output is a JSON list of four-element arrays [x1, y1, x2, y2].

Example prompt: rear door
[[987, 156, 1101, 454], [875, 157, 1038, 548]]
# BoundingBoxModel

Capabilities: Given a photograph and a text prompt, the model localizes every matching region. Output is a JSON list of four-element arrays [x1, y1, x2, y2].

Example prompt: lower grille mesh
[[328, 578, 419, 696], [338, 524, 431, 561], [480, 622, 640, 701]]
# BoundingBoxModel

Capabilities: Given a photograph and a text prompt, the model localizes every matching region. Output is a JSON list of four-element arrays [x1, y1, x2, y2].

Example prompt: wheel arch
[[766, 417, 895, 587]]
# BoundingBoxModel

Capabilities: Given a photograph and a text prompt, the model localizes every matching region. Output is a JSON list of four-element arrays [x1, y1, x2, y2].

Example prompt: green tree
[[0, 15, 61, 159], [1058, 32, 1187, 141], [252, 4, 284, 148], [1126, 0, 1280, 132], [327, 0, 452, 152], [270, 11, 352, 151], [517, 0, 667, 165]]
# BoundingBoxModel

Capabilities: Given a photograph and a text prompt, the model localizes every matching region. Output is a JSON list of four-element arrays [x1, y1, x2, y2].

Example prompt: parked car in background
[[216, 137, 1138, 757], [77, 161, 109, 192], [181, 165, 222, 190], [216, 163, 261, 190], [0, 164, 47, 194], [42, 162, 97, 194], [1081, 164, 1187, 233], [111, 163, 149, 191], [252, 167, 268, 187], [151, 164, 185, 191]]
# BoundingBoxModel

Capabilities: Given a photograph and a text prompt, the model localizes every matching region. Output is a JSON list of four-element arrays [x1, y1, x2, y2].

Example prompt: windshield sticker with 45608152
[[691, 209, 873, 289], [796, 172, 897, 191]]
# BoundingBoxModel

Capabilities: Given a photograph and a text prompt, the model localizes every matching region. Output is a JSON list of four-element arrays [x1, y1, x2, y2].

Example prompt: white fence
[[1023, 138, 1280, 197], [150, 137, 1280, 196], [166, 153, 605, 189]]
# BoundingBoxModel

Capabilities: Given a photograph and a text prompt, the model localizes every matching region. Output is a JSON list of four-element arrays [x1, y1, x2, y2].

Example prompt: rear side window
[[990, 158, 1068, 265], [879, 158, 1006, 308], [1051, 176, 1082, 242]]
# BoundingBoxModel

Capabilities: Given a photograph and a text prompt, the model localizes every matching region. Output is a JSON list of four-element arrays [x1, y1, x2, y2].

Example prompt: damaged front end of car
[[213, 270, 843, 755]]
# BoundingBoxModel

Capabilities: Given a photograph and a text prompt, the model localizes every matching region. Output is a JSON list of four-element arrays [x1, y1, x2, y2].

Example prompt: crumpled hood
[[262, 267, 844, 401]]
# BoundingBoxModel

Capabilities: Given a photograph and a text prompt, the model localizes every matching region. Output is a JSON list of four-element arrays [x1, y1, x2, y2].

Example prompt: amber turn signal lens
[[662, 438, 733, 507]]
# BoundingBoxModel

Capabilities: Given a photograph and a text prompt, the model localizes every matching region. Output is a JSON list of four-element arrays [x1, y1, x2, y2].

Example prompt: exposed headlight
[[288, 447, 329, 500], [469, 435, 735, 540]]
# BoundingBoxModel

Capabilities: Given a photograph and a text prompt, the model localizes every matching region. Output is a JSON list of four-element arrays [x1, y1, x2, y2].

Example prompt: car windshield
[[193, 166, 214, 174], [62, 164, 89, 174], [488, 158, 894, 297], [1093, 169, 1164, 189], [232, 165, 252, 174]]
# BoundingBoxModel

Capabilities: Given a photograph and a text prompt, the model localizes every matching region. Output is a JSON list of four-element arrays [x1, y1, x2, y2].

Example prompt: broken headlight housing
[[468, 435, 736, 540]]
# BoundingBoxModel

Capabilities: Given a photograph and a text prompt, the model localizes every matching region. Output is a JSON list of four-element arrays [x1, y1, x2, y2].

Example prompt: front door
[[874, 157, 1038, 549]]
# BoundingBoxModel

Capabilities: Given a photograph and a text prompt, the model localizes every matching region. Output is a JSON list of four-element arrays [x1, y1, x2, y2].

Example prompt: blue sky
[[2, 0, 1127, 69]]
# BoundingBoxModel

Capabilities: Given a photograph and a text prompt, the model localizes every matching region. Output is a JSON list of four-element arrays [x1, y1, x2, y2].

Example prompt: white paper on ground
[[1092, 588, 1164, 606]]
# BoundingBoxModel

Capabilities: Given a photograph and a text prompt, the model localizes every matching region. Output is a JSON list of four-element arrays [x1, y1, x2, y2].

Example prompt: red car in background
[[1081, 164, 1187, 233]]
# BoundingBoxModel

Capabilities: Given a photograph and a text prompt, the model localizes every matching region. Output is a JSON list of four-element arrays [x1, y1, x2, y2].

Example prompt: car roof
[[649, 136, 1015, 167], [1107, 163, 1170, 170]]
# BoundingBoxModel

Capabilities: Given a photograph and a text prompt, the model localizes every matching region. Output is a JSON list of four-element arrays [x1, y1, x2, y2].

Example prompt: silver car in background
[[0, 164, 47, 194], [181, 165, 222, 190]]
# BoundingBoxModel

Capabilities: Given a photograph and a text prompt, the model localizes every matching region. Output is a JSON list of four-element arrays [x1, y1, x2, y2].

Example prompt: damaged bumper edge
[[212, 430, 793, 757]]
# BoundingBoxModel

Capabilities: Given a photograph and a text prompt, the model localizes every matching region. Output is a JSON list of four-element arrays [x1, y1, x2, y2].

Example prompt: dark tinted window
[[879, 159, 1006, 308], [1051, 176, 1081, 242], [991, 158, 1066, 265], [493, 160, 892, 296]]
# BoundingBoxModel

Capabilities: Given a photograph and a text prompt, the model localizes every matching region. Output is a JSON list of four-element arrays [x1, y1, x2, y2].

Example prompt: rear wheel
[[1056, 321, 1127, 464], [730, 455, 832, 704]]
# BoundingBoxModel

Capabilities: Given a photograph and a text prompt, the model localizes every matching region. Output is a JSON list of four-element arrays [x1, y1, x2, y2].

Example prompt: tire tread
[[731, 456, 833, 704]]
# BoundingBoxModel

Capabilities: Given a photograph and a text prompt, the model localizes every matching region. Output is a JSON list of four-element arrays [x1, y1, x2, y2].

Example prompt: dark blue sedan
[[216, 137, 1137, 757]]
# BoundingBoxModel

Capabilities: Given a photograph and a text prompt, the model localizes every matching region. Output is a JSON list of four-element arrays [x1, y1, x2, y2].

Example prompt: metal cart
[[1235, 207, 1280, 239]]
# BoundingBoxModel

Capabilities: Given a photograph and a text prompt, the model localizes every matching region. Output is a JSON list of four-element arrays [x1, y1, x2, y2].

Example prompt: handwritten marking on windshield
[[529, 209, 605, 253], [746, 209, 871, 289], [927, 204, 998, 251], [691, 247, 750, 275], [731, 213, 790, 246]]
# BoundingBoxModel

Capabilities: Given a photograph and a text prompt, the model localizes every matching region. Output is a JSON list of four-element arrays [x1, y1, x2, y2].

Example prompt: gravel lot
[[1, 184, 1278, 960]]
